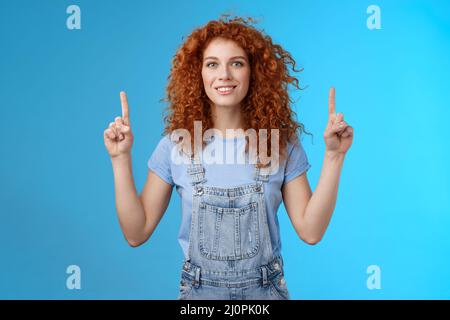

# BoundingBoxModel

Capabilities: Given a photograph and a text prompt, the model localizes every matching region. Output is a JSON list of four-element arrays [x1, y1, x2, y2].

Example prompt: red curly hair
[[161, 15, 310, 167]]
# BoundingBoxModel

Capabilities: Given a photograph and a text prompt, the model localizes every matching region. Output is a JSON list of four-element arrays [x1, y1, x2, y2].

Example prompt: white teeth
[[217, 87, 234, 92]]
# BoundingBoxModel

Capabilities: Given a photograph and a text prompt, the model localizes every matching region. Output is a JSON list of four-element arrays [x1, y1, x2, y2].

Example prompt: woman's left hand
[[323, 87, 354, 155]]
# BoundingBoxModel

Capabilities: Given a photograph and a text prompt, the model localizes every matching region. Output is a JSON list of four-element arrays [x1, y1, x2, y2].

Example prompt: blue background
[[1, 0, 449, 299]]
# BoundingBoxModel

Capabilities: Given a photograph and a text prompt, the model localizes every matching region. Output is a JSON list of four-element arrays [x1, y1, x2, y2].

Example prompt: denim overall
[[178, 154, 291, 300]]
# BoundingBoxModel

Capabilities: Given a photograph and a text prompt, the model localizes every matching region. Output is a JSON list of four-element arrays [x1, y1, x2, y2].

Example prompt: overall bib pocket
[[198, 201, 260, 260]]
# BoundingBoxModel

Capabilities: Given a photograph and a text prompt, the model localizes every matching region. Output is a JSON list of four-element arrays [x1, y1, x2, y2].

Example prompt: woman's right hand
[[103, 91, 134, 158]]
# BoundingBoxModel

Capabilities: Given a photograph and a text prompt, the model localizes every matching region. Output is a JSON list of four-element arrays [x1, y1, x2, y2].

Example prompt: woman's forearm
[[302, 151, 345, 243], [111, 154, 147, 245]]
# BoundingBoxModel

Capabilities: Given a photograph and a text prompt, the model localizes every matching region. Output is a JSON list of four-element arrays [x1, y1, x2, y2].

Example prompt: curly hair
[[161, 14, 311, 167]]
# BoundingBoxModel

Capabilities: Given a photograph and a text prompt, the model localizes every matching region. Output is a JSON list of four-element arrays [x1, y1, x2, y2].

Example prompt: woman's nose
[[218, 66, 232, 80]]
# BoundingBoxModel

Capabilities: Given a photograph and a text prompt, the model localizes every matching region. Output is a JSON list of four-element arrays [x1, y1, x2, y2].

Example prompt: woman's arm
[[282, 87, 354, 245], [111, 154, 147, 247], [282, 152, 345, 245], [111, 154, 173, 247], [138, 169, 173, 246], [105, 92, 173, 247]]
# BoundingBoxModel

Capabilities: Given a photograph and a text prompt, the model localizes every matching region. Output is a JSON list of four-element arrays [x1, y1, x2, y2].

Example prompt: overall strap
[[254, 156, 270, 183], [187, 153, 207, 194]]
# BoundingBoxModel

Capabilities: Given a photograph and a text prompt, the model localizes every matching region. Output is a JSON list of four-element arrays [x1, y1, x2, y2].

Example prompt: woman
[[103, 15, 354, 300]]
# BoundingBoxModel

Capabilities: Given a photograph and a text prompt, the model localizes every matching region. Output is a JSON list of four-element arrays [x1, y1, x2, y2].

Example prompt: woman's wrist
[[111, 153, 132, 167], [324, 150, 346, 162]]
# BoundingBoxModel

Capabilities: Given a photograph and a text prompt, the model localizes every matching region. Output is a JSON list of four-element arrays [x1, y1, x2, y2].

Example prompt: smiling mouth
[[215, 86, 237, 94]]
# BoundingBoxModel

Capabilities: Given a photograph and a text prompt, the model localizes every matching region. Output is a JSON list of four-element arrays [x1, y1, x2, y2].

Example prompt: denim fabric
[[177, 155, 291, 300], [148, 134, 311, 260]]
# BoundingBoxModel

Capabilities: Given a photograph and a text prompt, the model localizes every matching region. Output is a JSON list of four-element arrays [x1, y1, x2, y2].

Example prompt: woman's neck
[[210, 103, 244, 138]]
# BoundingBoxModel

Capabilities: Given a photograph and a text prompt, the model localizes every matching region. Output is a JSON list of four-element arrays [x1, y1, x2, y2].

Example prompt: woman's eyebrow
[[203, 56, 247, 61]]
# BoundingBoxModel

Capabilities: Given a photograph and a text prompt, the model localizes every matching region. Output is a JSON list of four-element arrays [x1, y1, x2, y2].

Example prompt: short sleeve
[[147, 135, 174, 186], [283, 136, 311, 185]]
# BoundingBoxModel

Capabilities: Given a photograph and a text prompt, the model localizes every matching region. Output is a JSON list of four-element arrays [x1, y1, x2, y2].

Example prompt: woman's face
[[201, 37, 250, 110]]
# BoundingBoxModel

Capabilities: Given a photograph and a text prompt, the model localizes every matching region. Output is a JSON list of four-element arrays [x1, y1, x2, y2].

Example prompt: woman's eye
[[206, 61, 244, 68]]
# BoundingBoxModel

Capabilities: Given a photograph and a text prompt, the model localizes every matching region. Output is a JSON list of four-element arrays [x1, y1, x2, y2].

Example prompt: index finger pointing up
[[328, 87, 336, 117], [120, 91, 130, 125]]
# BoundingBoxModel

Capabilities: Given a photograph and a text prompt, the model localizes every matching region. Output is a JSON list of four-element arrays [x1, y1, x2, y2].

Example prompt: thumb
[[117, 123, 132, 137]]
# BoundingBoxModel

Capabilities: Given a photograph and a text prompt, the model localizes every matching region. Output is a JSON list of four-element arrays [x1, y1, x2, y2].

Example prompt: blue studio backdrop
[[1, 0, 450, 299]]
